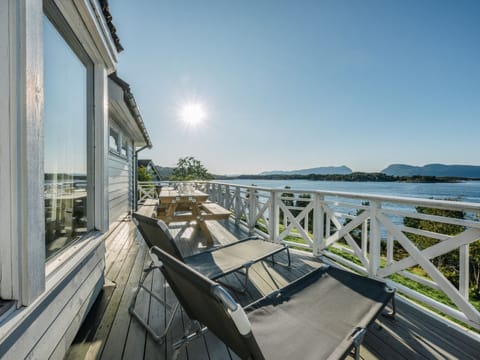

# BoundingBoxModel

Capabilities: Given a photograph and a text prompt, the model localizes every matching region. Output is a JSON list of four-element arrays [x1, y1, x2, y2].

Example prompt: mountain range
[[381, 164, 480, 178]]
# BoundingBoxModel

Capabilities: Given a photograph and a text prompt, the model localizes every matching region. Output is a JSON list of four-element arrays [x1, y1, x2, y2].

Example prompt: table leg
[[192, 204, 214, 247], [160, 202, 177, 224]]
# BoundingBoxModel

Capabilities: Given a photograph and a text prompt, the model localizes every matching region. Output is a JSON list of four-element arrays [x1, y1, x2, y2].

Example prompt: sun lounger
[[154, 246, 396, 360], [130, 212, 291, 342]]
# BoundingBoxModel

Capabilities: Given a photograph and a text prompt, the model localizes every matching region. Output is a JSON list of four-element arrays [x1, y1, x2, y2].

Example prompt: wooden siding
[[67, 215, 480, 360], [0, 237, 105, 360], [108, 150, 131, 225]]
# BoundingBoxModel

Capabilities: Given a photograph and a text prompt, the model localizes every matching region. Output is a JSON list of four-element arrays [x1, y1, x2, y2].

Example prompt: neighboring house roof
[[138, 159, 163, 180], [109, 73, 152, 148], [138, 159, 153, 168], [99, 0, 124, 52]]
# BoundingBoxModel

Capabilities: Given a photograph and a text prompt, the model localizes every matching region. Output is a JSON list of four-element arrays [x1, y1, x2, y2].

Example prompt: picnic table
[[157, 187, 231, 246]]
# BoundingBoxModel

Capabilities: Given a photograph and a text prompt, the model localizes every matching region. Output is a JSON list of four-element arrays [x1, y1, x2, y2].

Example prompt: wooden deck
[[66, 216, 480, 360]]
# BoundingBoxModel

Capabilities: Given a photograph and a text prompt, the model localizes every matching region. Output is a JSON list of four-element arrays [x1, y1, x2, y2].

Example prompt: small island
[[216, 173, 466, 183]]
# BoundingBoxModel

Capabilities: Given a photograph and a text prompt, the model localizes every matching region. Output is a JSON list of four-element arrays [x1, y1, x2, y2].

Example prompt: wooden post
[[234, 187, 241, 224], [248, 187, 256, 234], [313, 194, 324, 256], [386, 233, 394, 265], [269, 191, 280, 243], [362, 220, 369, 260], [368, 201, 381, 278], [94, 64, 109, 232], [459, 244, 469, 300]]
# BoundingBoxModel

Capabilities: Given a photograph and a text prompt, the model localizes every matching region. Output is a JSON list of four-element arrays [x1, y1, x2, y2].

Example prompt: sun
[[179, 102, 206, 126]]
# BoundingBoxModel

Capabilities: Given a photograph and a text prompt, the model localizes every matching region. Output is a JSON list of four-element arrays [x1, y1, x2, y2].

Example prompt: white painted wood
[[75, 0, 118, 68], [94, 64, 109, 232], [248, 188, 257, 232], [312, 194, 324, 255], [0, 0, 16, 300], [109, 88, 147, 145], [398, 270, 440, 291], [26, 263, 104, 359], [368, 202, 381, 278], [54, 0, 117, 73], [143, 180, 480, 329], [459, 244, 469, 300], [2, 238, 105, 359], [379, 213, 480, 324], [269, 191, 280, 243], [378, 228, 480, 278], [17, 0, 45, 305], [386, 233, 394, 265], [278, 201, 313, 244]]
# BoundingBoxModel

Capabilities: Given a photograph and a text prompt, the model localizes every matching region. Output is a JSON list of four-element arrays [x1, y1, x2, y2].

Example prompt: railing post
[[459, 244, 469, 300], [225, 185, 230, 209], [269, 191, 280, 243], [368, 201, 381, 278], [313, 193, 324, 256], [248, 187, 256, 234], [234, 186, 241, 224]]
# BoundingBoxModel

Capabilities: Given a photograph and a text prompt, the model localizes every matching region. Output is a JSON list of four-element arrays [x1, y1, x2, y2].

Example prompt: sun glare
[[180, 102, 206, 126]]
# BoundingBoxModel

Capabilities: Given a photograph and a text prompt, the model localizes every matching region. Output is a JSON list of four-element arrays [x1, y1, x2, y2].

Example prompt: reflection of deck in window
[[44, 180, 88, 258]]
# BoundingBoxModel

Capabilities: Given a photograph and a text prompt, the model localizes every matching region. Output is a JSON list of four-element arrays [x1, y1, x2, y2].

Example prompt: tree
[[170, 156, 213, 181], [137, 166, 152, 181]]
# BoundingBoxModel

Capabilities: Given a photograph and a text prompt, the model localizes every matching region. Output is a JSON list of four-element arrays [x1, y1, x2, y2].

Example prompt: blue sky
[[109, 0, 480, 175]]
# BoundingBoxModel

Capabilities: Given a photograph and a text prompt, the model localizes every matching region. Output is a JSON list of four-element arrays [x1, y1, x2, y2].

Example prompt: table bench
[[199, 202, 231, 220]]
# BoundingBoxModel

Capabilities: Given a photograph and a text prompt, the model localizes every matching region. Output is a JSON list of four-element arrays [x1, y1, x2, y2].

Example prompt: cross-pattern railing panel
[[137, 180, 480, 330]]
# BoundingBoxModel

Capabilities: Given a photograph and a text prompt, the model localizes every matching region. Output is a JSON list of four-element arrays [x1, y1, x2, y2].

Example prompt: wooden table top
[[158, 188, 209, 203]]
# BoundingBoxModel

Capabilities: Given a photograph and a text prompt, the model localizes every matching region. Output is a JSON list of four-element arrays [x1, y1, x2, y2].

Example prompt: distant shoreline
[[214, 173, 480, 183]]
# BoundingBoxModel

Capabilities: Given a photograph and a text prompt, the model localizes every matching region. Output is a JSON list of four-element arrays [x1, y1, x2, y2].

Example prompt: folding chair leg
[[267, 247, 291, 268], [217, 264, 251, 293], [128, 263, 180, 343], [172, 322, 209, 359], [382, 293, 397, 319], [351, 328, 366, 360], [382, 288, 396, 319]]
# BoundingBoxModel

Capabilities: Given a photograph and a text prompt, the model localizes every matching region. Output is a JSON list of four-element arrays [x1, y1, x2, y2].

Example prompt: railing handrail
[[185, 180, 480, 212]]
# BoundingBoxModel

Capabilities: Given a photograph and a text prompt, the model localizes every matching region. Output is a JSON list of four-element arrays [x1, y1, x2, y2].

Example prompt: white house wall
[[108, 151, 132, 226], [0, 0, 119, 359]]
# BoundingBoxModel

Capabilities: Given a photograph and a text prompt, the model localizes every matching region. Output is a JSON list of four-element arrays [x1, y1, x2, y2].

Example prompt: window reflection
[[109, 128, 119, 152], [43, 15, 89, 259], [121, 138, 128, 157]]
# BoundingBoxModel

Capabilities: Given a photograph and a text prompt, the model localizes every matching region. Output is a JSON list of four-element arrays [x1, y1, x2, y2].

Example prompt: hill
[[382, 164, 480, 178], [260, 165, 352, 176]]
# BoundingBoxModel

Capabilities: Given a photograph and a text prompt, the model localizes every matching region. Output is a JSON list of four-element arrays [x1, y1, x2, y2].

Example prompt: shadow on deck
[[66, 216, 480, 360]]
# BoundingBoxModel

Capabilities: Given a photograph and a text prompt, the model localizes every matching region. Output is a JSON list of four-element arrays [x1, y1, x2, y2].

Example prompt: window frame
[[108, 123, 129, 160], [43, 3, 96, 260]]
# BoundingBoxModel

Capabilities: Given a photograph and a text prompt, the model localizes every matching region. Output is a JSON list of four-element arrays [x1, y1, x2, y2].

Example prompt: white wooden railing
[[137, 181, 169, 203], [137, 180, 480, 330]]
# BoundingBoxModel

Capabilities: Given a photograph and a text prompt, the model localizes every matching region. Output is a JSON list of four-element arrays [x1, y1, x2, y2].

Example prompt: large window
[[43, 15, 92, 259]]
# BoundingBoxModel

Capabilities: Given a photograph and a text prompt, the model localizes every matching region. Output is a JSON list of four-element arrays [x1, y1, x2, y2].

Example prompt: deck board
[[67, 216, 480, 360]]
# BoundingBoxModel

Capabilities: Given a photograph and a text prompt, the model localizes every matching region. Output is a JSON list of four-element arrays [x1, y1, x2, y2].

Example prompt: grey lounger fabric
[[154, 246, 395, 360], [133, 212, 290, 282]]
